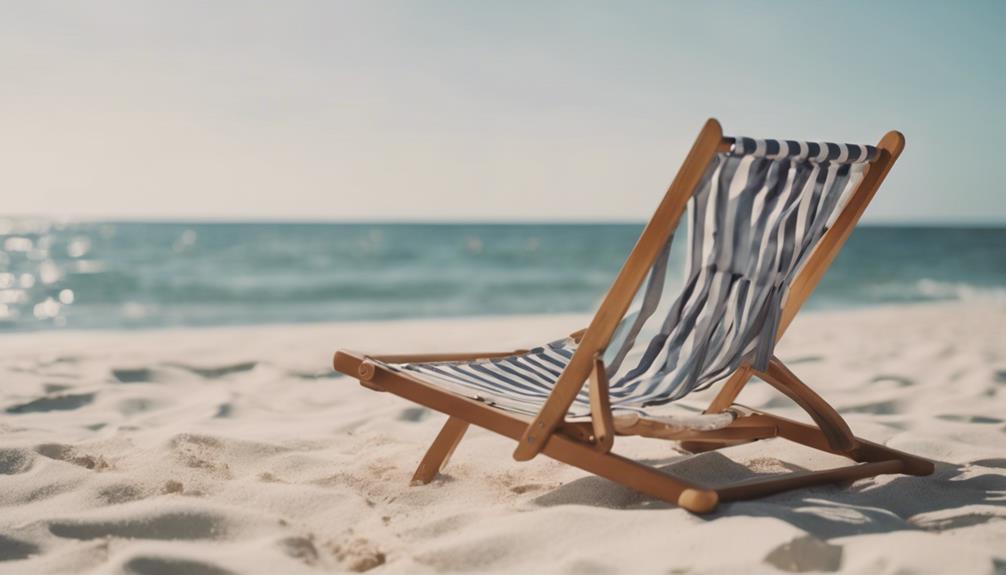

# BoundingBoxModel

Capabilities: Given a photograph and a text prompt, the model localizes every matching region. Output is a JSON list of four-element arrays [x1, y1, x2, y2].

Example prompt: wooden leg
[[758, 358, 855, 452], [411, 416, 469, 485]]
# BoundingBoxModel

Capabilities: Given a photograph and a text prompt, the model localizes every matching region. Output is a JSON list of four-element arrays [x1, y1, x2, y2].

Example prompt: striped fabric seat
[[391, 339, 588, 417], [381, 136, 879, 420]]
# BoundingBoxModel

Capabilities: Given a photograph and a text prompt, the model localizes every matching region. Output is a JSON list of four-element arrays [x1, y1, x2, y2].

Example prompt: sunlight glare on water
[[0, 219, 1003, 331]]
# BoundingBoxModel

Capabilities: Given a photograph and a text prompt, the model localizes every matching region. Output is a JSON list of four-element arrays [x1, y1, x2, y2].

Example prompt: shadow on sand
[[532, 451, 1006, 540]]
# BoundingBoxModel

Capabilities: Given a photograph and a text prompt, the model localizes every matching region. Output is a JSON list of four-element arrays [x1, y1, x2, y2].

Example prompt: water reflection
[[0, 218, 82, 329], [0, 218, 1003, 332]]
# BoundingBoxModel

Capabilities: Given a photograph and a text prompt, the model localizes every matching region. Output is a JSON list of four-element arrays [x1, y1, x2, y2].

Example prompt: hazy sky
[[2, 1, 1004, 223]]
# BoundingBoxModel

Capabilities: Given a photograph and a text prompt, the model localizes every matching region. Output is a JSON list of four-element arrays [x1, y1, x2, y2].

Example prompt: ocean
[[1, 220, 1004, 332]]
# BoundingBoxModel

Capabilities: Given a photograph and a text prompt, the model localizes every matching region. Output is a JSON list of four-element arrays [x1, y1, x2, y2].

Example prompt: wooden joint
[[558, 421, 595, 443], [758, 357, 856, 453], [678, 489, 719, 513], [358, 360, 377, 381], [357, 360, 385, 391]]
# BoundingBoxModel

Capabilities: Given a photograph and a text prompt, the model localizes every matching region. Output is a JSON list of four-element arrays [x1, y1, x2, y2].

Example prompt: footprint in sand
[[278, 536, 320, 566], [169, 434, 233, 478], [763, 535, 842, 573], [6, 393, 95, 414], [970, 458, 1006, 469], [34, 444, 112, 471], [120, 556, 235, 575], [843, 400, 900, 415], [163, 361, 257, 379], [112, 368, 159, 384], [170, 434, 223, 449], [48, 509, 229, 541], [35, 356, 80, 368], [43, 383, 73, 393], [326, 538, 385, 573], [936, 414, 1004, 424], [0, 448, 35, 475], [292, 370, 343, 380], [97, 483, 146, 505], [0, 534, 39, 562], [397, 407, 430, 422]]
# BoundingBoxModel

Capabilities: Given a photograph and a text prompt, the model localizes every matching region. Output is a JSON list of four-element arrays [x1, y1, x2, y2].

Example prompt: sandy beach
[[1, 302, 1004, 574]]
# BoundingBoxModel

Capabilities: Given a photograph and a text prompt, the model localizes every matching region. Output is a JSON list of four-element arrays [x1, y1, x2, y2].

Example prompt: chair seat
[[377, 338, 738, 431]]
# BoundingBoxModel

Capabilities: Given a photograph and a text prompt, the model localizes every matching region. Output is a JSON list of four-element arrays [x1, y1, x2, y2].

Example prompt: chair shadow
[[532, 451, 1006, 540]]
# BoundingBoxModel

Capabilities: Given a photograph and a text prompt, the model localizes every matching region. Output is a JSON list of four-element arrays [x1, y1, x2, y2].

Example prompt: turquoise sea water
[[1, 220, 1004, 332]]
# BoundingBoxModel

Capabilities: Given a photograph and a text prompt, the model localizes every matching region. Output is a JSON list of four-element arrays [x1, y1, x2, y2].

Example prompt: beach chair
[[332, 118, 933, 513]]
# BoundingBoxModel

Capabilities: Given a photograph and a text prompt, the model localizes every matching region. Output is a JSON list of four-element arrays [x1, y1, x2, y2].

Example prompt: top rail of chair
[[719, 136, 879, 164]]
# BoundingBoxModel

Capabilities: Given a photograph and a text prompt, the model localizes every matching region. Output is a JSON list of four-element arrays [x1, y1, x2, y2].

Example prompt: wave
[[1, 221, 1004, 331], [911, 279, 1006, 303]]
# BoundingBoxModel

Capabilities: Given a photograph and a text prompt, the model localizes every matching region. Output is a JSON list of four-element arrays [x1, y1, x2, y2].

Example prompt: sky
[[2, 1, 1004, 224]]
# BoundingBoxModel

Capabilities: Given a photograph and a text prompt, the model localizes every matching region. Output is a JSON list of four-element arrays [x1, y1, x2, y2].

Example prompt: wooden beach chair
[[332, 118, 933, 513]]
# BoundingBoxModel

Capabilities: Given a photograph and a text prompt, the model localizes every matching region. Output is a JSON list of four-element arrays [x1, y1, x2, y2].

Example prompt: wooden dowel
[[411, 416, 469, 485]]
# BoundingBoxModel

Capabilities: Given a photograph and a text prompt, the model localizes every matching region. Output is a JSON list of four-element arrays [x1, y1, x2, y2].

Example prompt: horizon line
[[3, 215, 1005, 229]]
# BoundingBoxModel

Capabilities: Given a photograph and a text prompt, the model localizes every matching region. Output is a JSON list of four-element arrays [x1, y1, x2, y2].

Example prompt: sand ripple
[[0, 306, 1003, 573]]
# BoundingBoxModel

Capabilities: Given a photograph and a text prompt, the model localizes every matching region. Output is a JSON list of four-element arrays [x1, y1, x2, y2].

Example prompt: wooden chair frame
[[332, 118, 934, 513]]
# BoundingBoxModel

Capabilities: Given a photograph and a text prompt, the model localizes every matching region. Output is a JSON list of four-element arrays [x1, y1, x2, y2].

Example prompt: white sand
[[1, 302, 1005, 574]]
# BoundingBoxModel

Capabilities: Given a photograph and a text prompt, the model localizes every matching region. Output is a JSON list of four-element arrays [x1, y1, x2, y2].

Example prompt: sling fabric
[[382, 137, 878, 418]]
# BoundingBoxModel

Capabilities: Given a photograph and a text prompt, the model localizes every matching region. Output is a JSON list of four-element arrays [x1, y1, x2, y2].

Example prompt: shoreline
[[3, 298, 998, 341]]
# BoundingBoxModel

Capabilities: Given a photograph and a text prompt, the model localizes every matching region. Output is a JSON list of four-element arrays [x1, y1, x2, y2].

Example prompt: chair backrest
[[601, 136, 882, 408], [514, 119, 903, 459]]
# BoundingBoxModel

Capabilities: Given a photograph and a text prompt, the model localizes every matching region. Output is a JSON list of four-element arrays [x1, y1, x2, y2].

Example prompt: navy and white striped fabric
[[380, 137, 878, 419]]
